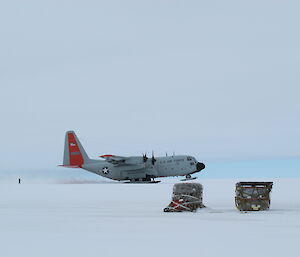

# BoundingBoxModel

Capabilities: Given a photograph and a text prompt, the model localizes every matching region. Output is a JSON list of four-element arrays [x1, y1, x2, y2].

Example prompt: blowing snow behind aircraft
[[60, 131, 205, 183]]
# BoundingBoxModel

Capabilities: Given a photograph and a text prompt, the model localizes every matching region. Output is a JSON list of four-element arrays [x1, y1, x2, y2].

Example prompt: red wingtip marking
[[99, 155, 115, 158]]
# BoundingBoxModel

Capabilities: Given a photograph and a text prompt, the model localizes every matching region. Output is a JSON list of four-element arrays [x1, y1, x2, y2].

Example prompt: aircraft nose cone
[[196, 162, 205, 171]]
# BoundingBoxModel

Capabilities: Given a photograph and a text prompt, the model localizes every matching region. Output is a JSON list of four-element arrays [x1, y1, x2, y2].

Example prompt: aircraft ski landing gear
[[181, 174, 197, 181], [125, 180, 161, 184], [125, 176, 161, 183]]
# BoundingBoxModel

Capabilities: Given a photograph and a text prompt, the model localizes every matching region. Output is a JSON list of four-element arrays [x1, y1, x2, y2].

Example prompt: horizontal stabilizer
[[58, 165, 81, 168]]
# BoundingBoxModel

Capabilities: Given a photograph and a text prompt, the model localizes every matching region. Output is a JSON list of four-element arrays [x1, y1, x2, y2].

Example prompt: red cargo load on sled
[[164, 183, 206, 212]]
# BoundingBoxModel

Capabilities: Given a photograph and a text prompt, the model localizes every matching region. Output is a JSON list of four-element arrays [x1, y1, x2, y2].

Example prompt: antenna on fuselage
[[166, 152, 168, 157]]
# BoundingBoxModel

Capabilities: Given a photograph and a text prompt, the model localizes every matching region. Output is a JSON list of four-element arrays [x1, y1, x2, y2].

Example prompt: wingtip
[[99, 154, 115, 158]]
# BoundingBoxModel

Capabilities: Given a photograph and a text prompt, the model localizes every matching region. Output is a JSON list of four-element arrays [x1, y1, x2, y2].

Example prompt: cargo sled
[[235, 182, 273, 211], [164, 183, 205, 212]]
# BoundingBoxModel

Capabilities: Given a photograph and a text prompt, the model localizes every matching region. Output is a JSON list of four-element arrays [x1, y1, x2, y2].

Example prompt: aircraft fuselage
[[82, 155, 204, 181]]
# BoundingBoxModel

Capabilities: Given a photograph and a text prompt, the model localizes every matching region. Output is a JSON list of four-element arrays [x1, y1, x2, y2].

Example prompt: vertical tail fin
[[62, 131, 90, 167]]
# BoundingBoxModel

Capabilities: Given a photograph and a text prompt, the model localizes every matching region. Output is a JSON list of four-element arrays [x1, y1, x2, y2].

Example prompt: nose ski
[[181, 174, 197, 181]]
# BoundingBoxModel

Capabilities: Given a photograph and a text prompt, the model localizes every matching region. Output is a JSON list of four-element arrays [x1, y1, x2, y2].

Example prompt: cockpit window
[[187, 157, 192, 161]]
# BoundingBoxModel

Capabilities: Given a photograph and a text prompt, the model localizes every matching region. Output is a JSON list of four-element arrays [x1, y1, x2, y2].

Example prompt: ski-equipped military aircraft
[[60, 131, 205, 183]]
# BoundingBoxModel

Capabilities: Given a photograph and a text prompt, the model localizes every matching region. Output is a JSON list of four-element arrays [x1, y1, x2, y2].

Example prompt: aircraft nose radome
[[196, 162, 205, 171]]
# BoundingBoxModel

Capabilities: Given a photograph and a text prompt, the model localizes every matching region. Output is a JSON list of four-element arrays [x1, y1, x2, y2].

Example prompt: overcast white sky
[[0, 0, 299, 173]]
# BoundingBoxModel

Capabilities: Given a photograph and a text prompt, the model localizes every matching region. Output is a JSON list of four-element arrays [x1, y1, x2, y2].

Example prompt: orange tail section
[[67, 132, 84, 167], [61, 131, 90, 168]]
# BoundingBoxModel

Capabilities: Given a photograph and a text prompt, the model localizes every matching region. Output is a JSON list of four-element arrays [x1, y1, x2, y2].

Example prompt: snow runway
[[1, 179, 299, 257]]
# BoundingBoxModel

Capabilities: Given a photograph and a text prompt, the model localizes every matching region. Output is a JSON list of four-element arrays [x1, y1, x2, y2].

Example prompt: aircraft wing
[[99, 155, 145, 168], [99, 155, 128, 165]]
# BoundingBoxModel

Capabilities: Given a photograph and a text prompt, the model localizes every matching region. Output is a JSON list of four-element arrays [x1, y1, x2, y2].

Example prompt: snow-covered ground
[[1, 178, 299, 257]]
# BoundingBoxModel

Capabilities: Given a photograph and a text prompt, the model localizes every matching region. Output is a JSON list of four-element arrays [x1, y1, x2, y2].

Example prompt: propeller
[[151, 151, 156, 165], [142, 153, 148, 163]]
